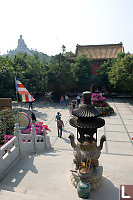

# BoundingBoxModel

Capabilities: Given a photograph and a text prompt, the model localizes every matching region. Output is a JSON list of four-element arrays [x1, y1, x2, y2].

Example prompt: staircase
[[0, 137, 78, 200]]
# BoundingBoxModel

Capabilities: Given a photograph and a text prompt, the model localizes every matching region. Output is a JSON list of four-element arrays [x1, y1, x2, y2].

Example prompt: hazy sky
[[1, 0, 133, 56]]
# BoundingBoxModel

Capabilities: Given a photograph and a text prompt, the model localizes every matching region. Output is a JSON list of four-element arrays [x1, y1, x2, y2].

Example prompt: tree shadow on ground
[[36, 148, 60, 157], [0, 155, 38, 191], [0, 148, 60, 193], [13, 107, 48, 122], [111, 98, 133, 104], [61, 137, 71, 144], [13, 100, 68, 112], [63, 128, 71, 134]]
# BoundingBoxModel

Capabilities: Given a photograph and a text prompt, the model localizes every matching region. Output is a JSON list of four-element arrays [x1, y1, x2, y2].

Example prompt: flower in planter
[[22, 122, 51, 135], [101, 102, 107, 107]]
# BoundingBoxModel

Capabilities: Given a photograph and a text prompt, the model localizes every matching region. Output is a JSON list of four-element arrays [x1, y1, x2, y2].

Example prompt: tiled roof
[[75, 43, 124, 59]]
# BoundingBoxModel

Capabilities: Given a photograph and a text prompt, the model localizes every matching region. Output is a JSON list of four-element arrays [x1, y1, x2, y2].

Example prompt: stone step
[[0, 184, 54, 200], [0, 183, 76, 200], [0, 191, 36, 200]]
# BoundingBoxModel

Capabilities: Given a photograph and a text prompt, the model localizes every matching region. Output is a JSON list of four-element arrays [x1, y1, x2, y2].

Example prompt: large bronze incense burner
[[69, 91, 106, 191]]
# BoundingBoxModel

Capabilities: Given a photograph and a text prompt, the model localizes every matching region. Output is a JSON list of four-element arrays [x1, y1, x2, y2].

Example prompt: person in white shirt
[[76, 95, 81, 107], [65, 94, 69, 106]]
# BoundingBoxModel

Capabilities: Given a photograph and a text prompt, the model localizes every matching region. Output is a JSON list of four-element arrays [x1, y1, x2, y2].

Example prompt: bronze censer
[[69, 91, 106, 190]]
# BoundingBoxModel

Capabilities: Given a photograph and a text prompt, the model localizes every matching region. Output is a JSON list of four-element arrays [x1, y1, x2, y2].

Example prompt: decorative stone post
[[42, 127, 51, 149], [14, 123, 21, 137], [31, 125, 36, 150], [42, 127, 46, 136], [42, 127, 46, 149], [14, 123, 21, 153]]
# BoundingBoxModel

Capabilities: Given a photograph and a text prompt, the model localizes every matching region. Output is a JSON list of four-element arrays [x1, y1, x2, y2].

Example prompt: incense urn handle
[[68, 133, 106, 171]]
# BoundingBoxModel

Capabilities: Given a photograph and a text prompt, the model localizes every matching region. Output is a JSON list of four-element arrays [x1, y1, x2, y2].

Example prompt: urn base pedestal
[[70, 165, 103, 191]]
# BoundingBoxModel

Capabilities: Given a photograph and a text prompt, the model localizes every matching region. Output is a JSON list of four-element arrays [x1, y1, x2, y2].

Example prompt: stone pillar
[[0, 149, 3, 177], [31, 125, 36, 150], [42, 127, 51, 149], [42, 127, 46, 148], [14, 123, 21, 137], [14, 123, 21, 153]]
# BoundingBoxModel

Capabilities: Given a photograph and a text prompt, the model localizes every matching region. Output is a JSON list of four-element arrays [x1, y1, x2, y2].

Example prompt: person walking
[[28, 101, 33, 110], [71, 99, 76, 109], [57, 116, 64, 138], [64, 94, 69, 106], [68, 103, 73, 116], [55, 112, 62, 121], [30, 111, 36, 123], [60, 96, 64, 105], [76, 94, 81, 107]]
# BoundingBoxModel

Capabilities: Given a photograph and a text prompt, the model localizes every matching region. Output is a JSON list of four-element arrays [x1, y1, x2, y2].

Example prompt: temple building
[[74, 42, 124, 75]]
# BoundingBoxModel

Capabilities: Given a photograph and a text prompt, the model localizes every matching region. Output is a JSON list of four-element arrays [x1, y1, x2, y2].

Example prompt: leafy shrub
[[0, 108, 16, 145]]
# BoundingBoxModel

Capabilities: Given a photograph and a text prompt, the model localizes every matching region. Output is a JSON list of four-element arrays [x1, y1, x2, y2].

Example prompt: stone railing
[[0, 123, 51, 181]]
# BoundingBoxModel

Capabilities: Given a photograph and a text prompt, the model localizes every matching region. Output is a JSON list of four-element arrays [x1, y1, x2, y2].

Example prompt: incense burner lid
[[72, 103, 100, 118], [69, 117, 105, 129], [72, 91, 100, 118]]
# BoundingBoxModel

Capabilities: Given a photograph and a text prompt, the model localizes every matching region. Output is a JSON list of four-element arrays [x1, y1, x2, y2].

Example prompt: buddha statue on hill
[[17, 35, 27, 48]]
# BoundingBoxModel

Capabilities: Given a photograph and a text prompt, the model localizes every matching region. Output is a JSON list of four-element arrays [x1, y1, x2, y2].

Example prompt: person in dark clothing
[[29, 101, 33, 110], [71, 99, 76, 109], [55, 112, 62, 121], [30, 111, 36, 123], [57, 116, 64, 138]]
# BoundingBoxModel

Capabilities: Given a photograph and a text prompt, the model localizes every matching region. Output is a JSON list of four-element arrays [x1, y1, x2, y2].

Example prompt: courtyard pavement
[[0, 96, 133, 200]]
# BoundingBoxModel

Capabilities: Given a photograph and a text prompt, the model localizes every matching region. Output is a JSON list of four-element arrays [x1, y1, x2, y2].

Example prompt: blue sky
[[0, 0, 133, 56]]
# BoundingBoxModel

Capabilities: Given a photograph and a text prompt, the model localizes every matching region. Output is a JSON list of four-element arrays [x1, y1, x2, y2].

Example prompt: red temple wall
[[91, 65, 100, 75]]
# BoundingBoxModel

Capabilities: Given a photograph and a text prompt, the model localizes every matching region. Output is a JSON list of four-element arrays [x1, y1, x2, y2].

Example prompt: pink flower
[[21, 122, 51, 135]]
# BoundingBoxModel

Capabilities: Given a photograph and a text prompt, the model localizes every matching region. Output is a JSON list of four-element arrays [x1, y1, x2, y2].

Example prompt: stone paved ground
[[0, 96, 133, 200]]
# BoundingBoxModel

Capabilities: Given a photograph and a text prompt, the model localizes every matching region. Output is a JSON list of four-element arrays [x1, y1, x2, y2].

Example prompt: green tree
[[22, 53, 48, 97], [0, 56, 16, 99], [0, 53, 48, 99], [108, 53, 133, 93], [71, 54, 92, 91], [64, 51, 75, 58], [45, 53, 74, 101], [96, 59, 113, 92]]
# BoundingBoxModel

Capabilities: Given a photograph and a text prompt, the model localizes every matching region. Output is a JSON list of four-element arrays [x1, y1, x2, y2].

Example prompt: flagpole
[[15, 76, 19, 124]]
